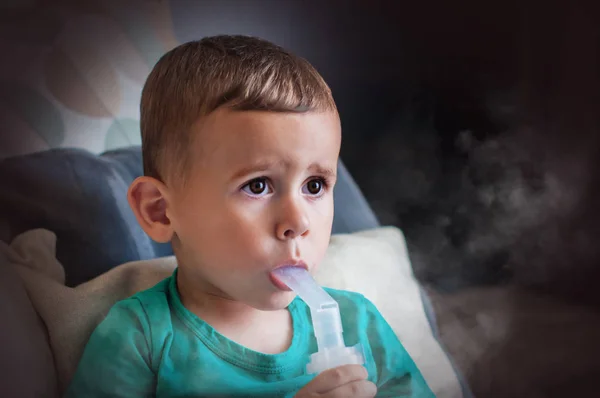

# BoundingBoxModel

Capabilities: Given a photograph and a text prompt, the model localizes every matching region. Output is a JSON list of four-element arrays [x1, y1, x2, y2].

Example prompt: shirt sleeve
[[64, 298, 156, 398], [361, 297, 436, 398]]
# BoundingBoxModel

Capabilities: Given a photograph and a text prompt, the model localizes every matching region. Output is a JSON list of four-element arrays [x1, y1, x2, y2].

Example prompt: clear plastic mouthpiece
[[272, 266, 365, 374]]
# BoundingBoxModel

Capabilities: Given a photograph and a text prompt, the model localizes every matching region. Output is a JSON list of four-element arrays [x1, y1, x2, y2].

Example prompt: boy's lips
[[269, 261, 308, 291]]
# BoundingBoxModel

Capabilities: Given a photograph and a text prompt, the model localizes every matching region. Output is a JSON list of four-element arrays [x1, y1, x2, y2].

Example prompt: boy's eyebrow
[[230, 160, 281, 181], [230, 161, 337, 180], [307, 163, 337, 179]]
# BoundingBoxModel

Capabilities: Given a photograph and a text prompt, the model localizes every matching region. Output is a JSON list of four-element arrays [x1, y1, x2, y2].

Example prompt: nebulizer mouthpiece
[[271, 267, 365, 374]]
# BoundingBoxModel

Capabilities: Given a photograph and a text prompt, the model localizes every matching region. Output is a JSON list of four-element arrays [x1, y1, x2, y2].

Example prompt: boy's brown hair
[[140, 35, 337, 186]]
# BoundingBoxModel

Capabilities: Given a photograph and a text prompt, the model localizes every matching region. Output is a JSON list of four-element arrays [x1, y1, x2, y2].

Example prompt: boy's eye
[[242, 178, 271, 196], [303, 179, 324, 195], [249, 179, 266, 194]]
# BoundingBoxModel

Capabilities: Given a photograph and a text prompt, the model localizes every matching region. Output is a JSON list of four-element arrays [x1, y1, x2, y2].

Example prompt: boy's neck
[[176, 268, 293, 354]]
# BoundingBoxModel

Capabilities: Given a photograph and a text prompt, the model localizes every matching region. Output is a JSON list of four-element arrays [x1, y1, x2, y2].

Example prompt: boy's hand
[[295, 364, 377, 397]]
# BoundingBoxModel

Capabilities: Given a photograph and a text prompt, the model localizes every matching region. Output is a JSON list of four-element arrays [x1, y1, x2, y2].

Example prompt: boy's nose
[[276, 198, 310, 240]]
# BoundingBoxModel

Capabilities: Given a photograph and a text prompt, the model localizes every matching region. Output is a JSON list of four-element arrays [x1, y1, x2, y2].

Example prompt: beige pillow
[[316, 227, 462, 397], [3, 227, 462, 397], [2, 230, 176, 394]]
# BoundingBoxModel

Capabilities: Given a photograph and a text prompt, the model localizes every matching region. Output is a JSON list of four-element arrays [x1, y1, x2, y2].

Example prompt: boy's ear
[[127, 176, 174, 243]]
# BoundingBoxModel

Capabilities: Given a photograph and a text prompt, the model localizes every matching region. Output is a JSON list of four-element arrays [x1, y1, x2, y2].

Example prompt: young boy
[[65, 35, 435, 397]]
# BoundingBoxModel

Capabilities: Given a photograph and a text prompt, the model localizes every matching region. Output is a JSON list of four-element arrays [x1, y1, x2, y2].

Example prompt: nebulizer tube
[[271, 266, 365, 374]]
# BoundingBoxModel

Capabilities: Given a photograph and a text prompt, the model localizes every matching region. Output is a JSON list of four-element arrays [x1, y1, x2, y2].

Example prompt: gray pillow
[[331, 161, 380, 235], [0, 147, 171, 286]]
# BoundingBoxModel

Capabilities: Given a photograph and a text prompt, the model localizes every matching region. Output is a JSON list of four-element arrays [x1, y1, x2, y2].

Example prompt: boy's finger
[[302, 365, 369, 395], [323, 380, 377, 398]]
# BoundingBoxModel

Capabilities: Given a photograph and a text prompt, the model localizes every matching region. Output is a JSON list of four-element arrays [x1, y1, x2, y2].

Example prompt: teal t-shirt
[[65, 269, 435, 397]]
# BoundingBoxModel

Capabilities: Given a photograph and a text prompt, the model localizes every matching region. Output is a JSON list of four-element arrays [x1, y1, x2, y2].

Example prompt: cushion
[[0, 146, 379, 287], [3, 227, 463, 397], [0, 147, 173, 286], [314, 227, 463, 397], [331, 161, 380, 235]]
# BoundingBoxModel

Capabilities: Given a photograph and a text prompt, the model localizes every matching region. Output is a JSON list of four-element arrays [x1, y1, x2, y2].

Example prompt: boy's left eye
[[302, 179, 325, 195]]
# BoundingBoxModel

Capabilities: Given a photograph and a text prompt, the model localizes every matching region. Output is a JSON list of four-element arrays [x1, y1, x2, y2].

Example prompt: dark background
[[172, 0, 600, 304]]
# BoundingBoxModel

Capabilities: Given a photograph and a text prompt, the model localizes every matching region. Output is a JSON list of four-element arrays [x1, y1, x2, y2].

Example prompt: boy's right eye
[[241, 178, 272, 197]]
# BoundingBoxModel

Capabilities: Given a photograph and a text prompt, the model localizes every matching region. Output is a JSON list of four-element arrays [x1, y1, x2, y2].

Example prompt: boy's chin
[[253, 291, 297, 311]]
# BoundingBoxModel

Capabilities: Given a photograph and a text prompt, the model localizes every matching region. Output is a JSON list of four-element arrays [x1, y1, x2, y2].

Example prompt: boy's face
[[168, 108, 341, 310]]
